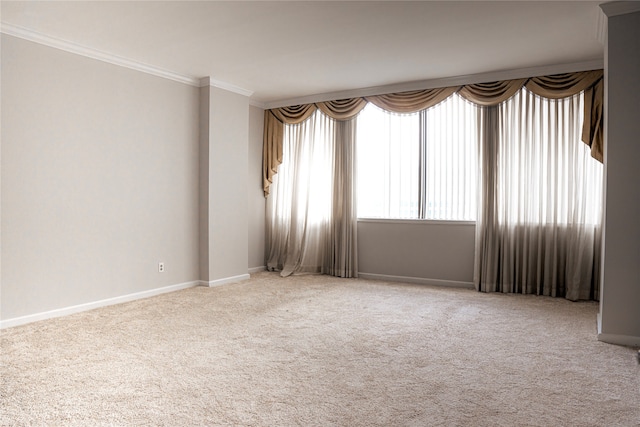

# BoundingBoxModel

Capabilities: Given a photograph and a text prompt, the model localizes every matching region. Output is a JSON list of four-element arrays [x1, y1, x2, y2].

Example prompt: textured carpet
[[1, 272, 639, 426]]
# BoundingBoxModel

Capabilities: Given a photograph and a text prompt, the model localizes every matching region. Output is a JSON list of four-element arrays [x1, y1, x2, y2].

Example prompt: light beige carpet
[[1, 272, 639, 426]]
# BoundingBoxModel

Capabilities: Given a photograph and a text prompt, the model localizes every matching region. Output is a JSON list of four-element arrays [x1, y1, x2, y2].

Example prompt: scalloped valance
[[263, 70, 603, 196]]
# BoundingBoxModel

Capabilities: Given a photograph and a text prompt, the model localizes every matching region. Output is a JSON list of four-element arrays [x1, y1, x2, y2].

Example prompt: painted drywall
[[599, 10, 640, 343], [248, 106, 266, 270], [357, 220, 475, 284], [207, 86, 249, 281], [1, 32, 3, 317], [1, 35, 200, 320], [198, 86, 211, 281]]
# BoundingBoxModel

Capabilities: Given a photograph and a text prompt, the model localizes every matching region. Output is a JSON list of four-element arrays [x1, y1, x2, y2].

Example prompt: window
[[356, 94, 481, 220], [356, 105, 420, 218]]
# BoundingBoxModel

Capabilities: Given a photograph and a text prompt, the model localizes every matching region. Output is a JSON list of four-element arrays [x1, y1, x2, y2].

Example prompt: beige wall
[[200, 86, 258, 283], [198, 86, 211, 280], [1, 35, 200, 320], [599, 9, 640, 344], [207, 86, 249, 281], [0, 31, 473, 322], [358, 220, 475, 286], [248, 106, 265, 270]]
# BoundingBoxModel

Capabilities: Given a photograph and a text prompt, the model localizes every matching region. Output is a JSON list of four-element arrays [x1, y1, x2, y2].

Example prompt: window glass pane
[[357, 104, 419, 218], [356, 95, 479, 221]]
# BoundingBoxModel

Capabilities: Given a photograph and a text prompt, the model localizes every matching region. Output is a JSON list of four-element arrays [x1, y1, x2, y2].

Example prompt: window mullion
[[418, 109, 428, 219]]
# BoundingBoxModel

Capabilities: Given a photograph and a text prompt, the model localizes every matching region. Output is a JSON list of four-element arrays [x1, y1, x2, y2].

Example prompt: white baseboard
[[358, 272, 474, 289], [596, 312, 640, 347], [597, 332, 640, 347], [248, 266, 267, 274], [199, 273, 250, 288], [0, 280, 200, 329]]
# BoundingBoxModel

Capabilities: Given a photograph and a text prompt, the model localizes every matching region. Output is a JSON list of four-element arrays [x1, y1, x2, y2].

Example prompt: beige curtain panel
[[262, 111, 284, 197], [263, 104, 319, 196], [263, 70, 604, 196], [582, 78, 604, 162]]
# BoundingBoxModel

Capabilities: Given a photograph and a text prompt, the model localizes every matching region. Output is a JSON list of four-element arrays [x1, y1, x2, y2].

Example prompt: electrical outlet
[[158, 262, 165, 273]]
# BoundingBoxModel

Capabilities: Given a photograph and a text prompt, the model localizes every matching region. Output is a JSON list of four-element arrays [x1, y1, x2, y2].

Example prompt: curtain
[[263, 105, 317, 196], [266, 110, 358, 278], [582, 78, 604, 162], [263, 70, 603, 197], [419, 94, 482, 220], [365, 87, 459, 113], [262, 69, 604, 297], [458, 79, 527, 106], [325, 119, 358, 277], [474, 89, 603, 300]]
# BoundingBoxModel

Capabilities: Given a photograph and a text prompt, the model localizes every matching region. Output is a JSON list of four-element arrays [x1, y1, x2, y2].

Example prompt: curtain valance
[[317, 98, 368, 120], [458, 79, 527, 106], [365, 87, 460, 113], [525, 70, 603, 99], [270, 104, 317, 124], [264, 70, 604, 196]]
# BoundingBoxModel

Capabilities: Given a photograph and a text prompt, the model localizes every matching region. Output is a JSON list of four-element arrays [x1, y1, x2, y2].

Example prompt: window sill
[[357, 218, 476, 226]]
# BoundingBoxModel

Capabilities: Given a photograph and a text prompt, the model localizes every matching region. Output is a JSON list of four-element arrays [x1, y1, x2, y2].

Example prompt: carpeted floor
[[1, 272, 639, 426]]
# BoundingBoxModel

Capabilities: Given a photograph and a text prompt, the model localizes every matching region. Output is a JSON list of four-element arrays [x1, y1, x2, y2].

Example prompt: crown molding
[[199, 76, 253, 98], [262, 59, 605, 110], [595, 7, 607, 44], [600, 1, 640, 17], [1, 21, 606, 110], [1, 22, 200, 86], [248, 99, 268, 109], [1, 22, 255, 98]]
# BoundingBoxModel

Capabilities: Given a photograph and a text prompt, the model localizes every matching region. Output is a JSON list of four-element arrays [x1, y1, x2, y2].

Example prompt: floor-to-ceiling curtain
[[266, 110, 358, 277], [474, 88, 604, 300], [263, 70, 604, 293]]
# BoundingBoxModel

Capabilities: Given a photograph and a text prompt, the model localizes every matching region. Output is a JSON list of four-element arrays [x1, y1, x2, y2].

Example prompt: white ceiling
[[1, 1, 605, 106]]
